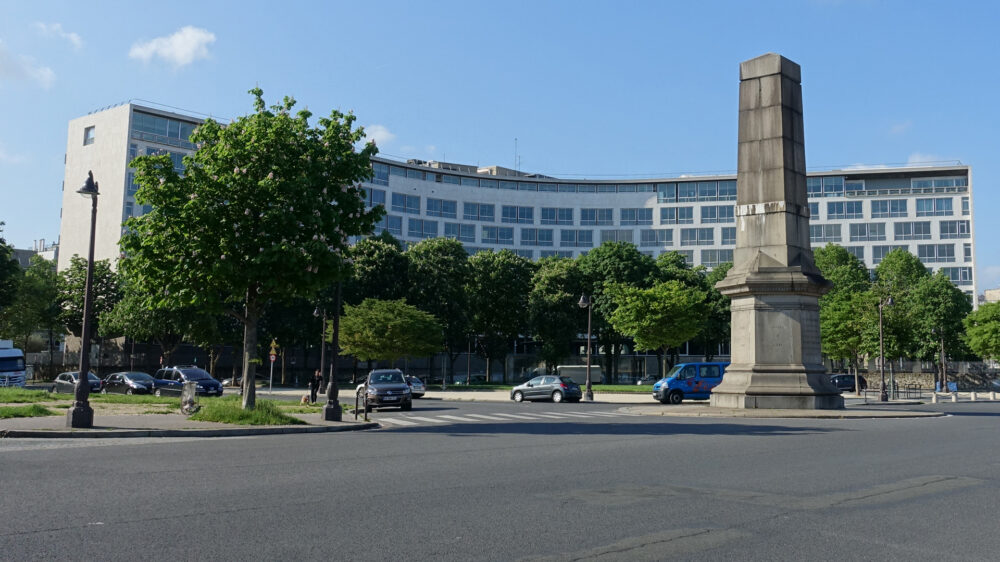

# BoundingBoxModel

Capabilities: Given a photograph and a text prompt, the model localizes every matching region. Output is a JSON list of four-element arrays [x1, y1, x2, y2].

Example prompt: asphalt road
[[2, 399, 1000, 561]]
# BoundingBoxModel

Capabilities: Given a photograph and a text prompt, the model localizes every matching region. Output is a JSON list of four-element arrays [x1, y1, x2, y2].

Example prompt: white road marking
[[402, 416, 448, 423], [379, 418, 418, 426], [463, 414, 508, 421], [491, 413, 543, 420], [436, 415, 480, 422]]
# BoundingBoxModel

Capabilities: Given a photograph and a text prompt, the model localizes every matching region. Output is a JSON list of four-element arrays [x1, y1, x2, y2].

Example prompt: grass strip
[[0, 404, 58, 418], [90, 394, 181, 406], [190, 396, 305, 425], [0, 388, 67, 403]]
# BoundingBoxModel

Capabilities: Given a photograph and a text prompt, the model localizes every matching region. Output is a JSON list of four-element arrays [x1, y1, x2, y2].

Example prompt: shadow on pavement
[[374, 421, 840, 437]]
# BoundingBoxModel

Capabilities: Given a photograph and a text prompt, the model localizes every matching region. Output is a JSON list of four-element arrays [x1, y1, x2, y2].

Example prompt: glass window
[[677, 182, 697, 202], [823, 176, 844, 197], [601, 229, 634, 243], [580, 208, 613, 226], [872, 245, 908, 264], [440, 174, 461, 185], [680, 228, 714, 246], [721, 227, 736, 246], [939, 220, 970, 239], [718, 180, 737, 200], [637, 183, 655, 193], [371, 162, 389, 186], [657, 183, 677, 203], [560, 230, 593, 248], [408, 218, 438, 239], [894, 222, 932, 241], [519, 182, 537, 192], [939, 267, 973, 285], [810, 224, 841, 243], [701, 249, 733, 267], [701, 205, 734, 224], [871, 199, 907, 218], [962, 197, 970, 216], [405, 169, 423, 180], [827, 202, 845, 219], [541, 208, 573, 225], [386, 215, 402, 236], [444, 223, 475, 243], [597, 184, 616, 193], [463, 202, 495, 222], [540, 250, 574, 259], [807, 177, 822, 197], [499, 180, 518, 191], [916, 198, 954, 217], [621, 208, 652, 226], [640, 229, 672, 247], [481, 226, 500, 244], [426, 198, 457, 219], [391, 193, 420, 214], [558, 184, 578, 193], [501, 205, 533, 224], [513, 249, 534, 259], [538, 183, 558, 192], [845, 201, 863, 219], [845, 180, 865, 193], [576, 184, 596, 193], [809, 202, 819, 217], [845, 246, 864, 260], [917, 244, 955, 263], [964, 243, 972, 262], [849, 223, 886, 242], [697, 182, 718, 201]]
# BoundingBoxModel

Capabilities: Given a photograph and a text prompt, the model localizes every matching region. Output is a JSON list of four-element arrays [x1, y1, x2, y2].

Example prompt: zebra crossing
[[375, 408, 641, 427]]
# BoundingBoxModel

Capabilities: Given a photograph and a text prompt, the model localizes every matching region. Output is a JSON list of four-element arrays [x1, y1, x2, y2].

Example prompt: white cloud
[[425, 145, 437, 154], [979, 266, 1000, 292], [0, 40, 55, 88], [889, 120, 912, 135], [0, 142, 28, 164], [34, 22, 83, 50], [129, 26, 216, 68], [906, 152, 952, 166], [365, 124, 396, 146]]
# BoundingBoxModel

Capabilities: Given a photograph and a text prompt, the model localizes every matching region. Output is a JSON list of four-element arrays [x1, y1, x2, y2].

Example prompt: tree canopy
[[339, 298, 443, 363]]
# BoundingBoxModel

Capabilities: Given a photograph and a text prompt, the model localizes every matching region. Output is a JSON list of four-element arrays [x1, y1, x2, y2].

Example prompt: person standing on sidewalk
[[309, 369, 322, 404]]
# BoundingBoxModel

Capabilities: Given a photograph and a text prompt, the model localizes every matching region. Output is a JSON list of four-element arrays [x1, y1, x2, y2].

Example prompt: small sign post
[[268, 339, 278, 394]]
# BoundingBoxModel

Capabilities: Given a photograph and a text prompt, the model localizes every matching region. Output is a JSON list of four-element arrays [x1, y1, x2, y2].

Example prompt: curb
[[0, 422, 379, 439]]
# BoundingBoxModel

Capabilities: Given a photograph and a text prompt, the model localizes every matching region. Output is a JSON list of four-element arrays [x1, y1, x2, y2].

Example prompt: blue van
[[652, 362, 729, 404]]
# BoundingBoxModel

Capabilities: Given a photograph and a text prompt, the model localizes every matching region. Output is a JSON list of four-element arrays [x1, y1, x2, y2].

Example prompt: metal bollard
[[992, 391, 997, 401], [931, 393, 937, 404], [971, 391, 977, 401], [951, 392, 958, 403]]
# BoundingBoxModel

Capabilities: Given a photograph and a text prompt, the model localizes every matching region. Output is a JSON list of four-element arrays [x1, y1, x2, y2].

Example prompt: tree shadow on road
[[376, 421, 840, 437]]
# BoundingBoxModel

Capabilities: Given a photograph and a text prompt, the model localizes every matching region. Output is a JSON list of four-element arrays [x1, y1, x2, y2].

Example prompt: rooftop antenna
[[514, 137, 518, 173]]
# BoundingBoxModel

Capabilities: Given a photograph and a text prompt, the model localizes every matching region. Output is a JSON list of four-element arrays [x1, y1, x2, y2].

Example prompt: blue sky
[[1, 1, 998, 288]]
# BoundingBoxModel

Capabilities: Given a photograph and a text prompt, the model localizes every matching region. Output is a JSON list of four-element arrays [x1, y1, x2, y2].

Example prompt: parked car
[[152, 366, 224, 397], [406, 375, 426, 398], [51, 371, 102, 394], [652, 362, 729, 404], [356, 369, 412, 413], [829, 373, 868, 392], [102, 371, 156, 395], [510, 375, 582, 403]]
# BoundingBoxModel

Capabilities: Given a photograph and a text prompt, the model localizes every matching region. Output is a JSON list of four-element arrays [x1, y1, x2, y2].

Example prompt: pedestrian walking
[[309, 369, 322, 403]]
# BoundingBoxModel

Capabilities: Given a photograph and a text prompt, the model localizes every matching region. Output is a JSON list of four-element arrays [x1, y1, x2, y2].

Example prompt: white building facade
[[58, 103, 977, 297]]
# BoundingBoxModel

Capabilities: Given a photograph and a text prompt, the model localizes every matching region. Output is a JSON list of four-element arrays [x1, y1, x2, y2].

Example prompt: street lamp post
[[68, 171, 99, 428], [313, 306, 327, 391], [878, 296, 894, 402], [322, 281, 343, 421], [578, 294, 594, 402]]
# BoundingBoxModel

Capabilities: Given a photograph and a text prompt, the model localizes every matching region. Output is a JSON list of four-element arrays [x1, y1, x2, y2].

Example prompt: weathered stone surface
[[711, 53, 842, 410]]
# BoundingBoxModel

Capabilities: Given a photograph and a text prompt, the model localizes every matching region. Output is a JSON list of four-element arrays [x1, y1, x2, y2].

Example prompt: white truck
[[0, 340, 27, 387]]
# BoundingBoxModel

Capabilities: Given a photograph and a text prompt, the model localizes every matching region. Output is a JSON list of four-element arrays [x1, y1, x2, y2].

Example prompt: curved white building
[[58, 103, 976, 297]]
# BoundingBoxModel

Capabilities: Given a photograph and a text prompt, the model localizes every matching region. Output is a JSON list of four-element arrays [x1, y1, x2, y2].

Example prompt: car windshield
[[180, 369, 212, 381], [371, 372, 404, 384], [559, 377, 577, 385], [664, 365, 682, 378], [0, 357, 25, 371], [127, 373, 154, 382]]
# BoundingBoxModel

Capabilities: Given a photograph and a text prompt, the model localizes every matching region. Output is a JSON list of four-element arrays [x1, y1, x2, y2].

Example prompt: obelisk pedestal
[[709, 53, 843, 410]]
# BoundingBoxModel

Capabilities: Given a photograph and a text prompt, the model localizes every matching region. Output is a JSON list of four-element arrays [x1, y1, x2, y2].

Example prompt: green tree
[[528, 256, 585, 371], [912, 271, 972, 389], [695, 262, 732, 361], [607, 280, 707, 376], [346, 237, 409, 304], [864, 249, 930, 364], [468, 250, 534, 383], [339, 298, 443, 363], [0, 256, 59, 349], [577, 241, 656, 383], [57, 256, 120, 344], [815, 244, 872, 390], [99, 283, 190, 363], [964, 302, 1000, 361], [120, 89, 381, 409], [406, 237, 471, 382], [0, 223, 20, 312]]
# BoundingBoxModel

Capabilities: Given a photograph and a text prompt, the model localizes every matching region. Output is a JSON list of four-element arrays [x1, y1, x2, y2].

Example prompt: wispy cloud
[[842, 163, 890, 170], [0, 142, 28, 164], [365, 124, 396, 146], [129, 26, 216, 68], [889, 120, 912, 135], [34, 22, 83, 50], [0, 40, 55, 88], [978, 266, 1000, 291], [907, 152, 955, 166]]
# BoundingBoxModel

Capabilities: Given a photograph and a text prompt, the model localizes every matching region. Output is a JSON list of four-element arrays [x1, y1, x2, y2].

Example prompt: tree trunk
[[280, 348, 287, 386], [241, 298, 258, 409]]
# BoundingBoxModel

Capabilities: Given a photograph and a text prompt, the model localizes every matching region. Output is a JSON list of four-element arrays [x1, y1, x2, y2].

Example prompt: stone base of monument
[[322, 401, 342, 422], [710, 368, 844, 409]]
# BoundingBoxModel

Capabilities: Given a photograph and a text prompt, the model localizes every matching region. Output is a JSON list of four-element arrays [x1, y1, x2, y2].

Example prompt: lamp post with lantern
[[578, 293, 594, 402], [67, 172, 99, 428], [878, 296, 894, 402]]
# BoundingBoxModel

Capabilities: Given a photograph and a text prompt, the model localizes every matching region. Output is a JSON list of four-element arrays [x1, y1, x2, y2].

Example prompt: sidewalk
[[0, 412, 377, 439]]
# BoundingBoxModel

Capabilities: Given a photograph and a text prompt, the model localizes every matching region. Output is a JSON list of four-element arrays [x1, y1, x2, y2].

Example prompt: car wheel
[[126, 389, 133, 395], [668, 391, 683, 405], [513, 391, 524, 403], [552, 390, 563, 403], [155, 389, 162, 397], [100, 388, 107, 394]]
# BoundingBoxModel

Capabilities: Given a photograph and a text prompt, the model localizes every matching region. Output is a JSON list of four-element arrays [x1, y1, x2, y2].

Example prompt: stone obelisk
[[710, 53, 843, 410]]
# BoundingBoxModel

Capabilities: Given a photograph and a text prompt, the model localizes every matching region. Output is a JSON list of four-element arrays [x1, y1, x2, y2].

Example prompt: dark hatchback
[[102, 371, 156, 395], [829, 373, 868, 392], [511, 375, 582, 403], [51, 372, 102, 394], [361, 369, 412, 413], [152, 366, 224, 397]]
